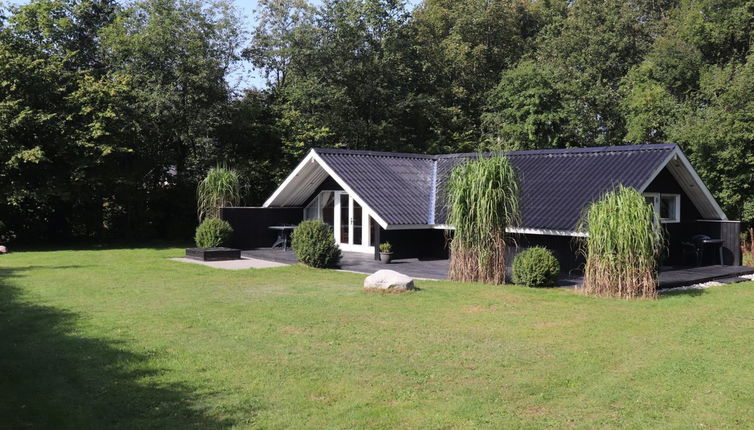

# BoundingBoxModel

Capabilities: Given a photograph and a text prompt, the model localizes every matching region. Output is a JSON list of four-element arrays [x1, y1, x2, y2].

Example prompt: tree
[[0, 0, 245, 243], [482, 60, 569, 151]]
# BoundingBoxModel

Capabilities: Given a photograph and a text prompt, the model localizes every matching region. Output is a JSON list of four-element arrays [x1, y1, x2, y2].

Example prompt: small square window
[[643, 193, 680, 223]]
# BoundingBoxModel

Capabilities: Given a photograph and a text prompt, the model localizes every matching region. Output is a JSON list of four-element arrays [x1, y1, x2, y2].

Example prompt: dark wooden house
[[223, 144, 740, 272]]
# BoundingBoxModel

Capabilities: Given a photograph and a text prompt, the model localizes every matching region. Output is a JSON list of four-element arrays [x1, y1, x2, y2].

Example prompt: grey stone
[[0, 245, 6, 254], [364, 269, 416, 292]]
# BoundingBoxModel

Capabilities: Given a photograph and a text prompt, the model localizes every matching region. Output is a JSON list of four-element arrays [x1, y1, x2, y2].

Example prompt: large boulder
[[0, 246, 6, 254], [364, 270, 416, 292]]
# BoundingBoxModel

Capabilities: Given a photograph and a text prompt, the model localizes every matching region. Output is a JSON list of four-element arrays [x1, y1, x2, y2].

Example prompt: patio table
[[269, 225, 297, 251]]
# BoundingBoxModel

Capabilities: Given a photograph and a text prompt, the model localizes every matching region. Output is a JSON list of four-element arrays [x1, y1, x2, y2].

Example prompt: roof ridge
[[437, 144, 677, 159], [313, 148, 437, 160], [314, 143, 678, 160]]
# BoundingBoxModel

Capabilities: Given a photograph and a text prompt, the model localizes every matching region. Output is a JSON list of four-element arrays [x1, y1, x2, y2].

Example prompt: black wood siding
[[220, 207, 303, 249]]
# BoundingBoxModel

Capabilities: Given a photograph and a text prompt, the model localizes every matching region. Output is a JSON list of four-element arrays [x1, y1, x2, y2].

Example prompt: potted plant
[[379, 242, 393, 264]]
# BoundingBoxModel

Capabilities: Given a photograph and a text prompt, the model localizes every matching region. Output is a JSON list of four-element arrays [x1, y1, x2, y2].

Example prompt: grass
[[2, 247, 754, 428]]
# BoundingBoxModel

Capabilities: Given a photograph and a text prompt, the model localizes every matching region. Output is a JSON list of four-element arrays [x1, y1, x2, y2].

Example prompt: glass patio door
[[334, 191, 371, 252]]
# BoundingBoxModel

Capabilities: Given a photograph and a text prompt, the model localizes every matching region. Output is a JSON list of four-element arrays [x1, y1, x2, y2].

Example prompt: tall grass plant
[[579, 185, 664, 299], [446, 155, 519, 284]]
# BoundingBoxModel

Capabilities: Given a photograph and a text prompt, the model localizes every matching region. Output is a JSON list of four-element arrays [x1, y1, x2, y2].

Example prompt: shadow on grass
[[8, 240, 191, 253], [659, 287, 707, 298], [0, 266, 232, 429]]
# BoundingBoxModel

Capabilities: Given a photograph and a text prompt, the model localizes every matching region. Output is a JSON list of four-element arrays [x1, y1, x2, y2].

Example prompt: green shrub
[[511, 247, 560, 287], [291, 220, 341, 268], [195, 218, 233, 248], [379, 242, 392, 253]]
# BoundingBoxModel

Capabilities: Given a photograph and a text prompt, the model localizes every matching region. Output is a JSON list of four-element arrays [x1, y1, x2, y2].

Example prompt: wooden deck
[[658, 265, 754, 288], [241, 248, 450, 280], [241, 248, 754, 287]]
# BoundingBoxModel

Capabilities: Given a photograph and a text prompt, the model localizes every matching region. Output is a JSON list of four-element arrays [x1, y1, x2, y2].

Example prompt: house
[[222, 144, 741, 271]]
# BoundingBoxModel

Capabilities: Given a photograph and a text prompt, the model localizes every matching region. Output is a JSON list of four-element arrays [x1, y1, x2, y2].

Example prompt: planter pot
[[380, 252, 393, 264], [186, 247, 241, 261]]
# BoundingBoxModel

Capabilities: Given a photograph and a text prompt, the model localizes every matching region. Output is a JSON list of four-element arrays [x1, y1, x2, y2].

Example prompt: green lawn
[[1, 247, 753, 429]]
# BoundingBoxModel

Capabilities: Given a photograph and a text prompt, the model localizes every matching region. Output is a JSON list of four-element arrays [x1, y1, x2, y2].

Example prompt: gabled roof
[[264, 144, 727, 233]]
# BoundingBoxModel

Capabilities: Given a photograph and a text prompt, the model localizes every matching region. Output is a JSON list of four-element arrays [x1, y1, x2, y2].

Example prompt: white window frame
[[644, 193, 681, 223]]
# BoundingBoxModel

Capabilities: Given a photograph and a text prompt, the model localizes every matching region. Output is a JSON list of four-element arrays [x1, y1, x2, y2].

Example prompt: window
[[303, 191, 335, 223], [304, 197, 319, 220], [644, 193, 680, 223]]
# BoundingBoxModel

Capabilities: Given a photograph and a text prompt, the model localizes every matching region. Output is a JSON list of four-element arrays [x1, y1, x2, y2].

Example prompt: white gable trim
[[637, 147, 727, 220], [264, 149, 390, 229], [263, 151, 317, 208]]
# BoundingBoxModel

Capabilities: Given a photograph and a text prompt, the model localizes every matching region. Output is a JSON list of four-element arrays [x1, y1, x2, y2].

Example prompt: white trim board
[[264, 149, 390, 229]]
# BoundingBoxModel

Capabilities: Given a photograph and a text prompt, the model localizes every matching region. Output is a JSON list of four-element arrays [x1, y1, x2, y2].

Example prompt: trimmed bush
[[291, 220, 341, 268], [511, 247, 560, 287], [195, 218, 233, 248]]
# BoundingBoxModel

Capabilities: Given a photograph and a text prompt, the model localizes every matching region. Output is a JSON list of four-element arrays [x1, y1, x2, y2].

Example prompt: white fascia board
[[506, 227, 587, 237], [309, 151, 390, 229], [263, 151, 316, 207], [384, 223, 453, 231], [384, 223, 587, 237]]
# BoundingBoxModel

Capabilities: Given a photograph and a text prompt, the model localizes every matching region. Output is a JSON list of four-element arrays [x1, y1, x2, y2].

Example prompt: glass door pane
[[340, 193, 349, 244], [353, 199, 362, 245]]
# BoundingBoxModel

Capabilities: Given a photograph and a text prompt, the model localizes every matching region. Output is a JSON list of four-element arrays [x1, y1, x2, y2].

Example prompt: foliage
[[194, 218, 233, 248], [379, 242, 392, 253], [5, 0, 754, 243], [482, 61, 568, 151], [579, 185, 664, 299], [197, 165, 241, 221], [446, 155, 519, 284], [511, 247, 560, 288], [741, 228, 754, 268], [290, 219, 341, 268]]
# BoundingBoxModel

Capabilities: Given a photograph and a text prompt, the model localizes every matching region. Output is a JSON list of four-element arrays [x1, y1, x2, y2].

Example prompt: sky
[[5, 0, 421, 90]]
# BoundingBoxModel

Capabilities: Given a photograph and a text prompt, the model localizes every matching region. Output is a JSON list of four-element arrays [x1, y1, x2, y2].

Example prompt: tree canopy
[[3, 0, 754, 243]]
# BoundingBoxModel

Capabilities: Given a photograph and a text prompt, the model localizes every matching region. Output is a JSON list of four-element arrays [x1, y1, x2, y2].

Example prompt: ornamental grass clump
[[197, 164, 241, 221], [579, 185, 664, 299], [446, 155, 519, 284]]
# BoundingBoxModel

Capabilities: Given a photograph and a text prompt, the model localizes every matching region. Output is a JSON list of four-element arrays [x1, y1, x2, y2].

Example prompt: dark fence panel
[[220, 207, 303, 249], [695, 220, 741, 266], [657, 220, 740, 266]]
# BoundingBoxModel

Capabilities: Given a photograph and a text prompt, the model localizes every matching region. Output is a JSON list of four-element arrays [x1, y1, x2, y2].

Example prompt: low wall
[[220, 207, 303, 249]]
